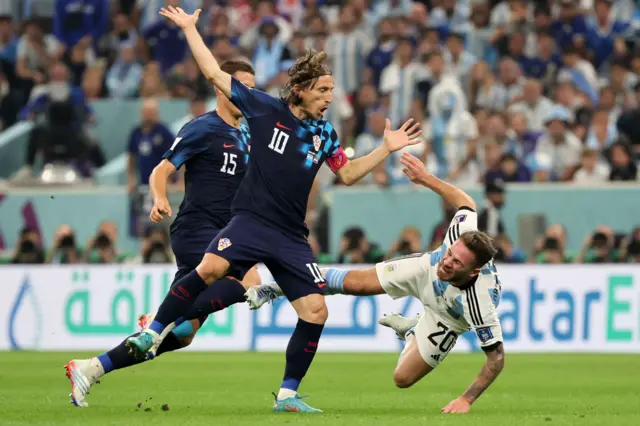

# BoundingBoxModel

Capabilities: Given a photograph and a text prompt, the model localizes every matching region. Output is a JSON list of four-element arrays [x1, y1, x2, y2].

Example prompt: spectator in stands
[[142, 6, 188, 75], [84, 220, 127, 263], [477, 178, 507, 239], [353, 110, 390, 186], [15, 19, 63, 97], [585, 107, 618, 151], [327, 4, 373, 97], [574, 226, 619, 263], [616, 82, 640, 154], [429, 0, 471, 39], [47, 224, 81, 264], [337, 227, 385, 264], [493, 57, 524, 110], [100, 13, 137, 61], [365, 18, 396, 90], [239, 0, 292, 52], [557, 45, 598, 105], [106, 43, 142, 99], [11, 227, 44, 264], [0, 15, 18, 74], [82, 64, 106, 99], [526, 29, 562, 88], [609, 58, 637, 107], [427, 201, 456, 251], [425, 75, 477, 183], [386, 226, 422, 260], [466, 0, 494, 66], [551, 0, 588, 50], [608, 142, 638, 181], [127, 99, 174, 193], [250, 17, 287, 90], [139, 63, 169, 98], [352, 83, 379, 138], [443, 32, 476, 86], [167, 56, 212, 100], [498, 152, 531, 182], [586, 0, 630, 71], [414, 51, 445, 119], [508, 111, 541, 157], [509, 79, 554, 132], [534, 105, 582, 181], [470, 60, 502, 110], [62, 35, 97, 87], [573, 148, 610, 184], [54, 0, 109, 50], [621, 227, 640, 264], [380, 37, 423, 129]]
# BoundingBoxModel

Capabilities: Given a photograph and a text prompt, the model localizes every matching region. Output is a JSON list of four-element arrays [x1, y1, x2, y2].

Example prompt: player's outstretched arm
[[149, 160, 176, 223], [442, 343, 505, 414], [159, 6, 231, 97], [400, 153, 476, 210], [335, 118, 421, 185]]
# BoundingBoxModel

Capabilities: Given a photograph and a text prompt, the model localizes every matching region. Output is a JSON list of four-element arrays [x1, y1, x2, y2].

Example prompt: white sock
[[89, 358, 106, 381], [277, 388, 298, 400]]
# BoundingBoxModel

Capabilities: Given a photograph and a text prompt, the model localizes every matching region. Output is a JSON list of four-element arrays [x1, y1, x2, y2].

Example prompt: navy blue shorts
[[170, 225, 221, 283], [207, 214, 326, 302]]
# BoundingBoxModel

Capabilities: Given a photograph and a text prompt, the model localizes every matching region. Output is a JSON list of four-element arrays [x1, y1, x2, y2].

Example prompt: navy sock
[[151, 270, 208, 334], [281, 319, 325, 392], [182, 278, 246, 320], [99, 333, 145, 372], [155, 332, 185, 356]]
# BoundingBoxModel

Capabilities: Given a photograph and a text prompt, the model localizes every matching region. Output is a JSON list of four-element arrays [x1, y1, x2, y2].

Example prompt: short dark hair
[[220, 60, 255, 76], [283, 49, 332, 105], [458, 231, 498, 268]]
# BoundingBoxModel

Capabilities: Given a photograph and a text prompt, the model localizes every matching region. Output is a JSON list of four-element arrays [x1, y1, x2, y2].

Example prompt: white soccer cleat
[[244, 283, 284, 310], [65, 359, 101, 408], [379, 313, 419, 341]]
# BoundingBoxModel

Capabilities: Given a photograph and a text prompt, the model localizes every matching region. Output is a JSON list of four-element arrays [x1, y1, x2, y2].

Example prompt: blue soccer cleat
[[125, 331, 157, 359], [272, 393, 323, 413]]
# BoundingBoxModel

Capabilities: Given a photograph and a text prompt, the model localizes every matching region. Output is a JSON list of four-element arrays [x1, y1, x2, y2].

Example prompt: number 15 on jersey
[[269, 128, 289, 154]]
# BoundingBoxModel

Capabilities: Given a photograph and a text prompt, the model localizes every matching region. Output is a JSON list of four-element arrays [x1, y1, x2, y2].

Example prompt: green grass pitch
[[1, 352, 638, 425]]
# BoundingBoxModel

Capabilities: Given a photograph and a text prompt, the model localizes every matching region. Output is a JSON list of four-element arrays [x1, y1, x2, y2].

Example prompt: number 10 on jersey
[[269, 128, 289, 154]]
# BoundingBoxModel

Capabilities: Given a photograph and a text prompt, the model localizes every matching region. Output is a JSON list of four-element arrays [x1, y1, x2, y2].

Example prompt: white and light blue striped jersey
[[380, 61, 427, 128], [326, 30, 373, 94]]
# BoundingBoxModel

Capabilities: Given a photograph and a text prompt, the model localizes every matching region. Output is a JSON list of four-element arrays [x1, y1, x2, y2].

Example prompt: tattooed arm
[[442, 342, 505, 414]]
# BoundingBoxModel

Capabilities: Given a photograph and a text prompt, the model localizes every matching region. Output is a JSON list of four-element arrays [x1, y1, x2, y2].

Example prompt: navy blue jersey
[[228, 77, 347, 239], [163, 111, 250, 232]]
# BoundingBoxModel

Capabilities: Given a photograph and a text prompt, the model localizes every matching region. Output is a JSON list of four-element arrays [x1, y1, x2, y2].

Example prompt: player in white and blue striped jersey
[[249, 153, 505, 414]]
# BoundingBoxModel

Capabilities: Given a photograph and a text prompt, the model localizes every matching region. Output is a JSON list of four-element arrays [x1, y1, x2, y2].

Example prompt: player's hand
[[441, 396, 472, 414], [383, 118, 422, 153], [150, 198, 172, 223], [400, 152, 431, 185], [159, 6, 201, 29]]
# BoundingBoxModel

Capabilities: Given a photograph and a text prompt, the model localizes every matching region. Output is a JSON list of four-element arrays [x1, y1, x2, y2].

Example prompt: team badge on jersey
[[454, 214, 467, 223], [218, 238, 232, 251], [313, 135, 322, 151], [476, 327, 493, 343]]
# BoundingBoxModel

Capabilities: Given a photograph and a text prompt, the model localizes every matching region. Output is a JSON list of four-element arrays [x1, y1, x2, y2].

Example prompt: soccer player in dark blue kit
[[128, 6, 423, 413], [64, 60, 271, 408]]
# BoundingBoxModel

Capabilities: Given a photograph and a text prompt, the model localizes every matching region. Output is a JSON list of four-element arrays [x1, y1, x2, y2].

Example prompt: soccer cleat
[[245, 284, 283, 310], [126, 330, 158, 359], [65, 359, 98, 408], [138, 313, 155, 330], [272, 393, 323, 413], [379, 312, 419, 341]]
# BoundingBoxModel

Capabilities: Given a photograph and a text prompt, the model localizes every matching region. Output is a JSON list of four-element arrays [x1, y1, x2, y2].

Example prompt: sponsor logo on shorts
[[218, 238, 232, 251], [386, 263, 397, 273], [454, 214, 467, 223], [476, 327, 493, 343], [431, 354, 441, 362]]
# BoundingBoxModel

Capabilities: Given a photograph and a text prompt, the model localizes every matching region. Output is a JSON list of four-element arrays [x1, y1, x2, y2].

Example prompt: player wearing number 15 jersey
[[127, 5, 423, 413], [251, 153, 505, 414]]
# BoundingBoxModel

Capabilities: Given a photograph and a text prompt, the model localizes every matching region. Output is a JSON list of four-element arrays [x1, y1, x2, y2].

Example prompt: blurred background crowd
[[0, 0, 639, 265]]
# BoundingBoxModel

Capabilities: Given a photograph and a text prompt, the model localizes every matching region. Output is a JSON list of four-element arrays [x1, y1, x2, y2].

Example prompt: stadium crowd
[[0, 0, 639, 264]]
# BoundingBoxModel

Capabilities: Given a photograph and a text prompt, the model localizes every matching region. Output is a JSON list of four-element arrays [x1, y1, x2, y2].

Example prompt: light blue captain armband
[[324, 268, 348, 294]]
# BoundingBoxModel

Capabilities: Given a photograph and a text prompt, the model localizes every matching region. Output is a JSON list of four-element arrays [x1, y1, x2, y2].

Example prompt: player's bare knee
[[302, 297, 329, 324], [196, 255, 229, 284], [393, 370, 416, 389]]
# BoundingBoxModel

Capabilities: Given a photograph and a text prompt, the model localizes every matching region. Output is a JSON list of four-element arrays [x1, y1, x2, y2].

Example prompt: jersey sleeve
[[162, 121, 210, 169], [463, 274, 503, 349], [230, 77, 281, 119], [324, 122, 348, 173], [442, 206, 478, 247]]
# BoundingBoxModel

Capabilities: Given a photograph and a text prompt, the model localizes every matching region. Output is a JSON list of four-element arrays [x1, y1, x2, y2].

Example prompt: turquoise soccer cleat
[[272, 393, 323, 413], [125, 331, 156, 359]]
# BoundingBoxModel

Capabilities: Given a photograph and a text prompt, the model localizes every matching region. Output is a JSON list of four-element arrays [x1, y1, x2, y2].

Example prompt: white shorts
[[413, 309, 459, 368]]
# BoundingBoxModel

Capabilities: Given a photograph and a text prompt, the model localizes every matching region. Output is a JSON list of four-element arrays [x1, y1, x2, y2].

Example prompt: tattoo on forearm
[[463, 343, 504, 403]]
